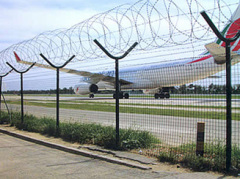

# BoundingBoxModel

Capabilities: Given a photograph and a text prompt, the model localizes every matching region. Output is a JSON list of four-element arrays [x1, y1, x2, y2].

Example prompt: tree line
[[4, 87, 75, 95], [171, 84, 240, 94]]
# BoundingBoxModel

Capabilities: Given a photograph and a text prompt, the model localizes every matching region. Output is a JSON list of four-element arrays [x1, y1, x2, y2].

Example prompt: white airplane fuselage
[[97, 55, 237, 92]]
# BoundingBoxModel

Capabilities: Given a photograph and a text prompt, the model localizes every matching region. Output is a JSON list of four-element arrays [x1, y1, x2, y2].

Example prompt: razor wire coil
[[0, 0, 238, 73]]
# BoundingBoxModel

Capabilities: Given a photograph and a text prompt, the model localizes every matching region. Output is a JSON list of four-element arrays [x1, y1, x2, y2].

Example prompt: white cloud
[[0, 6, 99, 50]]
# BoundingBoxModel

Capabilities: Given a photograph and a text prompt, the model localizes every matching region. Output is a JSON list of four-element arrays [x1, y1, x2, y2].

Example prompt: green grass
[[171, 94, 240, 99], [0, 111, 159, 150], [122, 102, 240, 110], [44, 99, 240, 110], [8, 98, 240, 111], [6, 100, 240, 121]]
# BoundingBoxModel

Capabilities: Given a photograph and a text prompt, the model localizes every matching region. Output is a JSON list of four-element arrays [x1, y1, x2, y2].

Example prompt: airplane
[[13, 5, 240, 99]]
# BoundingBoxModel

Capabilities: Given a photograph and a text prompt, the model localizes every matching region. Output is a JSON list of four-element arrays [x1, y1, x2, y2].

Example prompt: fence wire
[[0, 0, 239, 171]]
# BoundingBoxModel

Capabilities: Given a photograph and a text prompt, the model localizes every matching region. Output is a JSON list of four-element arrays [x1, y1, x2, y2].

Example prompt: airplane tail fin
[[14, 52, 36, 66], [216, 5, 240, 52], [13, 51, 21, 62], [205, 43, 240, 65]]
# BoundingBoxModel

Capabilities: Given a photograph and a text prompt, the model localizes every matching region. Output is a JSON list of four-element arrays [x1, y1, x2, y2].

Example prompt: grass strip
[[0, 111, 159, 150], [10, 98, 240, 110], [6, 100, 240, 121]]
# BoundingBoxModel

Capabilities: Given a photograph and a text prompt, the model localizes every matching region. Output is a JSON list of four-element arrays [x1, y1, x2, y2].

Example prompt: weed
[[157, 142, 240, 172]]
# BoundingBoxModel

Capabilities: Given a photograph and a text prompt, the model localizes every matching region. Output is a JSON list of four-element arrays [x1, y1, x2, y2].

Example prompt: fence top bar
[[200, 11, 240, 43], [6, 62, 35, 74], [0, 69, 13, 78], [40, 53, 75, 69], [93, 39, 138, 60]]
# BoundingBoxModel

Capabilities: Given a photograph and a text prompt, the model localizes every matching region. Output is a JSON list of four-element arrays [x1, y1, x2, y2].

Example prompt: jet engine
[[74, 83, 98, 95], [143, 88, 158, 94]]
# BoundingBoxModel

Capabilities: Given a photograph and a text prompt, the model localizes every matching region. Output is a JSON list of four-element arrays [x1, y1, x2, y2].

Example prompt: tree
[[178, 85, 187, 94]]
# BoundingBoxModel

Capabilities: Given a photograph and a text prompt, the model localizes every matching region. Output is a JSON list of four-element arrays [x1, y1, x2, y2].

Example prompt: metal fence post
[[6, 62, 35, 123], [201, 11, 240, 172], [0, 77, 2, 120], [0, 70, 13, 120], [40, 54, 75, 136], [93, 39, 138, 148]]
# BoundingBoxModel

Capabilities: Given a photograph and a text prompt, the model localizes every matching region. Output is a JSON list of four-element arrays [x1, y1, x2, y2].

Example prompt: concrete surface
[[0, 126, 236, 178], [0, 132, 169, 179]]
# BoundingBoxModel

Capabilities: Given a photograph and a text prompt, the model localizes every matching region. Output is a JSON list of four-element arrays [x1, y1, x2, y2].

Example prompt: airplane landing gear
[[154, 87, 170, 99], [124, 93, 129, 99], [113, 92, 129, 99], [154, 92, 170, 99], [89, 94, 94, 98]]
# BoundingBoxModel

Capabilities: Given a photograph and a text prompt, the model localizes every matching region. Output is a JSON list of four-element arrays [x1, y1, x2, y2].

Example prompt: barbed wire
[[0, 0, 238, 73]]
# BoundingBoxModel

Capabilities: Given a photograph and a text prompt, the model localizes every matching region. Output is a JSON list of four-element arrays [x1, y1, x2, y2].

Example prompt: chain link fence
[[0, 0, 239, 172]]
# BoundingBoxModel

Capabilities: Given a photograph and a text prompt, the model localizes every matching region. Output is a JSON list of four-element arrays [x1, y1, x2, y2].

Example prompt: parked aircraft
[[14, 6, 240, 99]]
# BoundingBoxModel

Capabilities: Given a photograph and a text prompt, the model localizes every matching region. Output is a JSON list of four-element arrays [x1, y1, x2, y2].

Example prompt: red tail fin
[[13, 51, 21, 62], [220, 18, 240, 51], [229, 18, 240, 52]]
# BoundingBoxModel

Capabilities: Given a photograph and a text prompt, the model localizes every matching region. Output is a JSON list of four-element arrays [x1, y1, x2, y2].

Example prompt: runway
[[2, 95, 240, 146], [5, 94, 240, 106]]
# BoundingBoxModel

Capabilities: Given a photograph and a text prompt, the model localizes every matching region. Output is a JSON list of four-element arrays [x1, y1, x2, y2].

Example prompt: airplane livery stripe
[[187, 54, 212, 64], [220, 18, 240, 51], [216, 23, 230, 45]]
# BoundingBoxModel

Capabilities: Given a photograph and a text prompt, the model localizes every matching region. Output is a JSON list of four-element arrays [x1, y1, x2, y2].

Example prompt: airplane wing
[[205, 42, 239, 64], [14, 52, 132, 85], [206, 75, 221, 78]]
